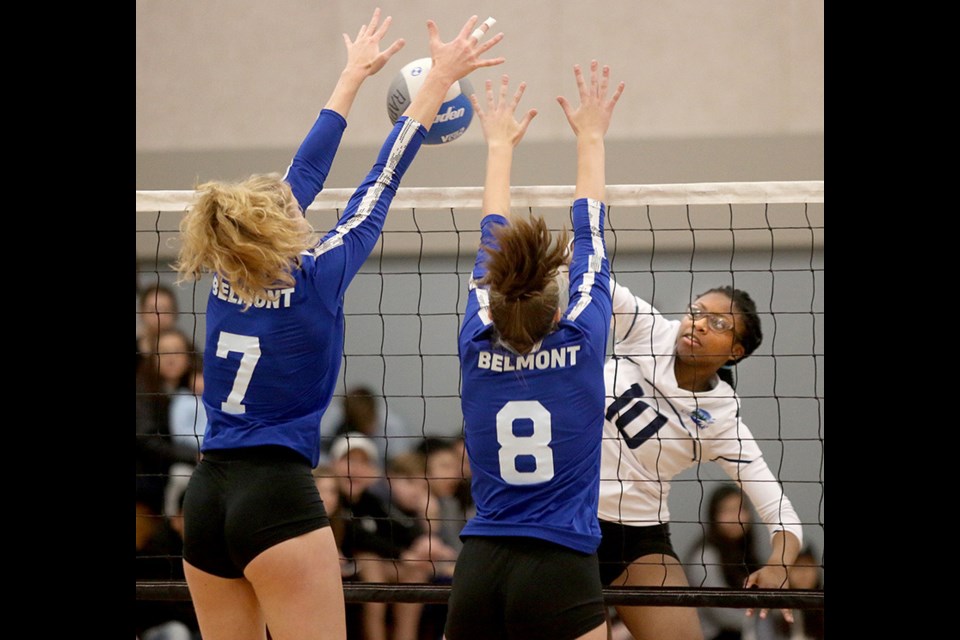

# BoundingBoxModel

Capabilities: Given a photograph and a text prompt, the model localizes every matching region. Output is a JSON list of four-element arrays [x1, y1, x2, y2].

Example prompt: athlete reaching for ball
[[444, 62, 624, 640], [596, 280, 803, 640], [172, 11, 504, 640]]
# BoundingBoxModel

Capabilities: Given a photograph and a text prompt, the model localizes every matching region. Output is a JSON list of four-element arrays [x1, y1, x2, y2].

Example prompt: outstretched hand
[[341, 7, 406, 78], [425, 15, 506, 86], [557, 60, 625, 139], [744, 564, 794, 624], [470, 75, 538, 148]]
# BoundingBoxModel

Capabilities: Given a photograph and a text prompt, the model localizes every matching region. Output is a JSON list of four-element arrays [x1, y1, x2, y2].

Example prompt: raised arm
[[557, 60, 625, 202], [402, 16, 505, 129], [285, 7, 405, 210], [469, 75, 538, 218], [324, 7, 406, 118]]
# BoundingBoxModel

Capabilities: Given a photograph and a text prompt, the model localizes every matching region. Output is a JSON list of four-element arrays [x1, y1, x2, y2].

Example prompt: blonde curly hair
[[174, 174, 317, 308]]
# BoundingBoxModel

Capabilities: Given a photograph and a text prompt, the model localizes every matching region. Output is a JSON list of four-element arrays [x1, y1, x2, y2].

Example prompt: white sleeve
[[610, 277, 659, 353], [738, 456, 803, 547], [708, 420, 804, 546]]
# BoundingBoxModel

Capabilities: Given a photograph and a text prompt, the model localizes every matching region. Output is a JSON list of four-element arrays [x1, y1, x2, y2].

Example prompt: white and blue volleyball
[[386, 57, 474, 145]]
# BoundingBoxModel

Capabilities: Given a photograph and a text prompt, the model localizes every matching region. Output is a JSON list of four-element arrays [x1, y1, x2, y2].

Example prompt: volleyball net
[[135, 181, 823, 609]]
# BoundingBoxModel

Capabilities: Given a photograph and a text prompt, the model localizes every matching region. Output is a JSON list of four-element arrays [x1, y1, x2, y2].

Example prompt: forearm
[[483, 143, 514, 217], [574, 135, 605, 202], [766, 530, 801, 568], [323, 68, 369, 119], [402, 73, 457, 131]]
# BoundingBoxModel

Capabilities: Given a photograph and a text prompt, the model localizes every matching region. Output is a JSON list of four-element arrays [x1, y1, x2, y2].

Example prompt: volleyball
[[386, 57, 474, 145]]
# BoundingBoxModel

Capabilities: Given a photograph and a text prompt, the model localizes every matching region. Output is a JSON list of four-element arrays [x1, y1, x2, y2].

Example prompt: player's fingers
[[374, 15, 393, 39], [518, 108, 538, 133], [599, 65, 610, 96], [608, 81, 625, 108], [572, 64, 586, 97], [589, 60, 599, 96], [342, 33, 352, 48], [782, 608, 794, 624], [499, 74, 510, 106], [366, 7, 381, 33], [383, 38, 406, 58], [511, 81, 527, 110], [458, 15, 480, 40], [471, 17, 497, 43], [485, 78, 495, 110], [426, 19, 440, 44], [473, 54, 506, 70], [469, 93, 483, 117], [475, 32, 504, 56]]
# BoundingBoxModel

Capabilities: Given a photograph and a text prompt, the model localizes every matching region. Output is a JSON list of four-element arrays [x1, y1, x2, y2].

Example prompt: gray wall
[[137, 0, 824, 570], [136, 0, 824, 189]]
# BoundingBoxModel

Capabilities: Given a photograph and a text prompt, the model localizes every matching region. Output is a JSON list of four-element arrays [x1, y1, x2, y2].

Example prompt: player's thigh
[[183, 559, 265, 640], [244, 527, 346, 640], [611, 554, 703, 640]]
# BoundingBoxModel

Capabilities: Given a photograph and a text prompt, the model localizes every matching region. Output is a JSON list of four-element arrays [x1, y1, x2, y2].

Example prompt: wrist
[[338, 66, 369, 85]]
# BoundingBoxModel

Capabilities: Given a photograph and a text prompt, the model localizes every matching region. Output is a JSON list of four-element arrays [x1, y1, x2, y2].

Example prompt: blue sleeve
[[310, 116, 427, 300], [564, 198, 612, 347], [461, 214, 508, 334], [283, 109, 348, 213]]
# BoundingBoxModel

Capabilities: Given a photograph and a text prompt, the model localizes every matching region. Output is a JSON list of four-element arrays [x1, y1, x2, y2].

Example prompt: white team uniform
[[598, 279, 802, 545]]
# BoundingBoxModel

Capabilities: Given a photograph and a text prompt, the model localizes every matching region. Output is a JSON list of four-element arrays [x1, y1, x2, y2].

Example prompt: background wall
[[136, 0, 824, 189], [137, 0, 824, 569]]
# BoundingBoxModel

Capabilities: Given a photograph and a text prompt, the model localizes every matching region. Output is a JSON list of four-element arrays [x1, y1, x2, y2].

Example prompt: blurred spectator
[[314, 464, 364, 639], [136, 284, 179, 371], [684, 484, 767, 640], [332, 433, 456, 640], [764, 546, 824, 640], [322, 385, 418, 464], [136, 328, 201, 512], [136, 479, 199, 640], [164, 334, 206, 517], [415, 437, 472, 554]]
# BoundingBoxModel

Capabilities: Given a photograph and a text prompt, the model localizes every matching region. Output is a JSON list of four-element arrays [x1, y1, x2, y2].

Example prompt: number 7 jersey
[[457, 199, 612, 555]]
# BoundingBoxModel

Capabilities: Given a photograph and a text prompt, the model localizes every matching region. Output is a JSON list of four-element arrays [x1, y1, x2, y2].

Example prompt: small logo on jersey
[[690, 408, 715, 429]]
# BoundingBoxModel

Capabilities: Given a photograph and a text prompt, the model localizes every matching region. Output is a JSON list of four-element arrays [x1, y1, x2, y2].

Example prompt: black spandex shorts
[[181, 445, 329, 579], [596, 520, 678, 586], [444, 536, 606, 640]]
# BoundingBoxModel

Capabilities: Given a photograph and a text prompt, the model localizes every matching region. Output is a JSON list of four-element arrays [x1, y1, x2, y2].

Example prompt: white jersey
[[598, 279, 802, 545]]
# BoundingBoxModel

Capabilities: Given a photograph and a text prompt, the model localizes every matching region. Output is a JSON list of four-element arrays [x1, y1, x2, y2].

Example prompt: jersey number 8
[[497, 400, 555, 485]]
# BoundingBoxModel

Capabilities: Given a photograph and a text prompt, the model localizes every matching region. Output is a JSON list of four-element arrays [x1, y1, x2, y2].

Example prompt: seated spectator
[[684, 483, 767, 640], [136, 332, 200, 511], [763, 545, 824, 640], [136, 283, 179, 371], [331, 433, 456, 640], [322, 385, 418, 463], [136, 479, 199, 640], [313, 464, 364, 639]]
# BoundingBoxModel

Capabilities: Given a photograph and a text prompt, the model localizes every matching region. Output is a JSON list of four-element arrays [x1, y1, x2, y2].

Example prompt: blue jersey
[[200, 111, 426, 467], [458, 199, 612, 554]]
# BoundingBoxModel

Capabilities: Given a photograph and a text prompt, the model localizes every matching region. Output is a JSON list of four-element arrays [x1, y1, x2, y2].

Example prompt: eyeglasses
[[686, 304, 736, 333]]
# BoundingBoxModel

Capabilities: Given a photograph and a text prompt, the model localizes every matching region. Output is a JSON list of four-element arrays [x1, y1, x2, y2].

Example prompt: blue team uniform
[[199, 110, 426, 468], [457, 200, 612, 554]]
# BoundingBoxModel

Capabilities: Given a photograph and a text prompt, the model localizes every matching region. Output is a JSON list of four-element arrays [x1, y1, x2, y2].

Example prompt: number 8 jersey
[[457, 199, 612, 555]]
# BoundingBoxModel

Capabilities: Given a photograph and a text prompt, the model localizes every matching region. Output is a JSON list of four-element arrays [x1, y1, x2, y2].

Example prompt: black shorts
[[596, 520, 678, 586], [181, 445, 329, 579], [444, 536, 606, 640]]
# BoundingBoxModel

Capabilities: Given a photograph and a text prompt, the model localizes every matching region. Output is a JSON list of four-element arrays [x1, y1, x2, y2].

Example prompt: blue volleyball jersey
[[458, 199, 612, 554], [200, 112, 426, 467]]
